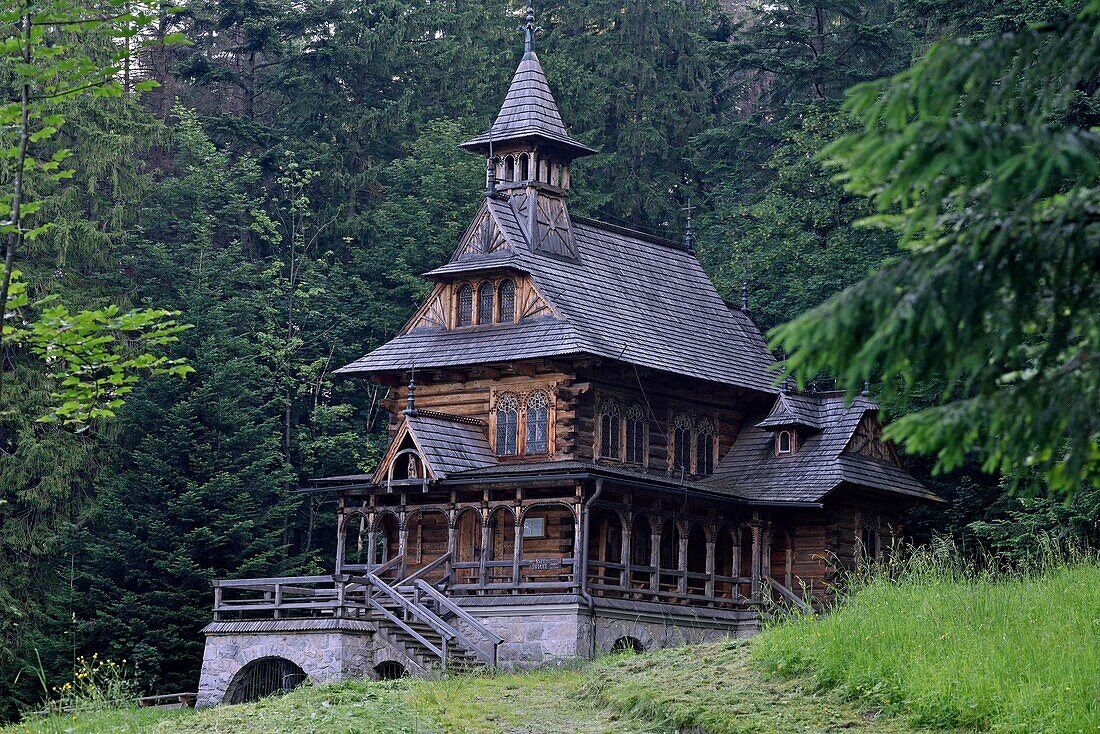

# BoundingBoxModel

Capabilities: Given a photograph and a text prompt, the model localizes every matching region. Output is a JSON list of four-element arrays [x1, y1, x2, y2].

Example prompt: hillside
[[7, 641, 951, 734], [11, 562, 1097, 734]]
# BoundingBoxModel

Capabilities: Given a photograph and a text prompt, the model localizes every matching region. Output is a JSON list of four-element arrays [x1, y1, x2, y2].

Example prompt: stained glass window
[[598, 398, 622, 459], [696, 417, 715, 475], [673, 412, 692, 471], [456, 283, 473, 327], [498, 279, 516, 323], [625, 403, 646, 464], [525, 391, 550, 454], [477, 281, 494, 325], [495, 393, 519, 456]]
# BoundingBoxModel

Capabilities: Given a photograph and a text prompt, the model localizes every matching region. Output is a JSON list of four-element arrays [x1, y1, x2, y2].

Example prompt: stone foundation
[[197, 597, 758, 705]]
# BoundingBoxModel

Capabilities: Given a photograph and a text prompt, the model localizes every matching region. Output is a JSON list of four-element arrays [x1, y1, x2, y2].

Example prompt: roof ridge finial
[[404, 368, 418, 416], [522, 2, 538, 55], [682, 197, 695, 253]]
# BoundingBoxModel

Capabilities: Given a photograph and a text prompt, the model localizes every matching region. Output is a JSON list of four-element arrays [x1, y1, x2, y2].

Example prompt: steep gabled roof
[[371, 410, 496, 483], [756, 391, 828, 430], [709, 393, 938, 503], [460, 51, 596, 158], [336, 201, 778, 392]]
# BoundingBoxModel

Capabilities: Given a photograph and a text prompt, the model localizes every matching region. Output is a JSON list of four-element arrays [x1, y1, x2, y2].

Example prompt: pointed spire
[[460, 3, 596, 160], [682, 198, 695, 253], [741, 277, 748, 311]]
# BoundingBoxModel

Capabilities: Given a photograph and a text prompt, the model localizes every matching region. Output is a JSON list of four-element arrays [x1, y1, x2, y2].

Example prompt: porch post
[[705, 526, 716, 601], [750, 514, 763, 602], [446, 515, 457, 588], [650, 526, 661, 595], [620, 512, 632, 590], [571, 497, 584, 593], [335, 511, 346, 574], [677, 523, 688, 595], [478, 513, 490, 591], [512, 515, 523, 589], [398, 514, 409, 580]]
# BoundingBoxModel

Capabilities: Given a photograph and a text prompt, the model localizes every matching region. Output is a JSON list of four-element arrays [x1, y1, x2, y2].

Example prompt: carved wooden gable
[[457, 207, 509, 257], [406, 283, 450, 332], [516, 191, 579, 260], [846, 414, 894, 462]]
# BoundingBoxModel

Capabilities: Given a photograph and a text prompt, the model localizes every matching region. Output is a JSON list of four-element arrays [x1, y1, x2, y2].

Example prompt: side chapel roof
[[709, 392, 939, 503]]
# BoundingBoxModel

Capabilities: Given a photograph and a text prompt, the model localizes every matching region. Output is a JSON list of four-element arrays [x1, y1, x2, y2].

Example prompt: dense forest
[[0, 0, 1096, 718]]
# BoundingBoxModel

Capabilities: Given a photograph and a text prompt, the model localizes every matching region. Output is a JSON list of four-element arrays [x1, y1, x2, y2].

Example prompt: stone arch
[[374, 660, 407, 680], [610, 636, 645, 655], [224, 656, 307, 704]]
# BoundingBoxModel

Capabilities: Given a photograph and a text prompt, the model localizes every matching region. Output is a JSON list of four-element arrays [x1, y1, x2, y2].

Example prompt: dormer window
[[499, 279, 516, 323], [456, 283, 473, 327], [776, 430, 794, 455], [477, 282, 494, 325]]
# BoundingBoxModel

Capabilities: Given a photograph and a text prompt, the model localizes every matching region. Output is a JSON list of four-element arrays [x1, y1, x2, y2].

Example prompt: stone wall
[[196, 621, 415, 707]]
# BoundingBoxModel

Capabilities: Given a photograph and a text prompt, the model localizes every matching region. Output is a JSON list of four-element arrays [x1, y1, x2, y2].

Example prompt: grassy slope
[[7, 642, 948, 734], [10, 563, 1097, 734], [754, 563, 1100, 734]]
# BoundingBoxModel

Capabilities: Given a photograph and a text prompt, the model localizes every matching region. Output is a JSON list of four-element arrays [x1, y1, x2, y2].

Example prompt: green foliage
[[771, 3, 1100, 495], [754, 554, 1100, 733]]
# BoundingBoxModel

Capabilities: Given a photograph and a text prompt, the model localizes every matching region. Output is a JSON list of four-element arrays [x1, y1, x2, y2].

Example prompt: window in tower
[[498, 279, 516, 323], [456, 283, 473, 327], [477, 281, 494, 325]]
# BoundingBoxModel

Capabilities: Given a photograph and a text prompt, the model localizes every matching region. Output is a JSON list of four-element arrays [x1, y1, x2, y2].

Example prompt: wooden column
[[750, 515, 763, 602], [650, 527, 661, 595], [335, 512, 347, 574], [620, 513, 632, 590], [478, 513, 490, 591], [705, 530, 716, 601], [446, 517, 457, 588], [677, 523, 688, 595], [512, 516, 523, 589], [398, 516, 408, 580]]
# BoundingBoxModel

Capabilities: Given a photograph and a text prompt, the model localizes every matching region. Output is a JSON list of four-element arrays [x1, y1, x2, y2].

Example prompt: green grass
[[11, 560, 1096, 733], [6, 642, 953, 734], [754, 561, 1100, 733]]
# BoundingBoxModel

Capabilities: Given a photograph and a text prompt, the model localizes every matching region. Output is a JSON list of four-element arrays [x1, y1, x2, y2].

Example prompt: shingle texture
[[404, 410, 496, 477], [461, 51, 596, 158], [709, 392, 938, 503], [337, 200, 779, 392]]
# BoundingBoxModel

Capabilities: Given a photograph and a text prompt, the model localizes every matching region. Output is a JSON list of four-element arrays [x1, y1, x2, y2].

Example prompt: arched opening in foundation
[[374, 660, 407, 680], [610, 636, 645, 655], [226, 657, 307, 705]]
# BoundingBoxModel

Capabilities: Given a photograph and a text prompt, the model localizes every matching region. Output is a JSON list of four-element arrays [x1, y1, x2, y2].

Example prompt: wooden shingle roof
[[708, 393, 939, 503], [337, 198, 779, 392], [460, 51, 596, 158], [403, 410, 496, 477]]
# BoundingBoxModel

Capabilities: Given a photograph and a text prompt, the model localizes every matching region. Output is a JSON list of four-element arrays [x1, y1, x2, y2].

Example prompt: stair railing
[[411, 579, 502, 667]]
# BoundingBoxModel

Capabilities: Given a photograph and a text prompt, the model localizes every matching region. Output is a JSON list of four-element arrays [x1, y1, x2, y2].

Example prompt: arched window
[[696, 417, 716, 475], [625, 403, 646, 464], [672, 412, 692, 471], [477, 281, 494, 325], [456, 283, 473, 327], [504, 156, 515, 181], [519, 153, 530, 180], [498, 279, 516, 323], [525, 391, 550, 454], [495, 393, 519, 456], [598, 398, 622, 459], [777, 430, 793, 455]]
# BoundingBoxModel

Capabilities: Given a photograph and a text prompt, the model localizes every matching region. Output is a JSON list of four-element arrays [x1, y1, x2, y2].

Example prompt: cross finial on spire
[[682, 198, 695, 252], [523, 2, 538, 55]]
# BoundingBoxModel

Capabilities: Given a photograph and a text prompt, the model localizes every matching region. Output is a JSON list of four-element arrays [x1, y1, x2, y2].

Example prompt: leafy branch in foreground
[[770, 2, 1100, 496], [0, 0, 190, 422]]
